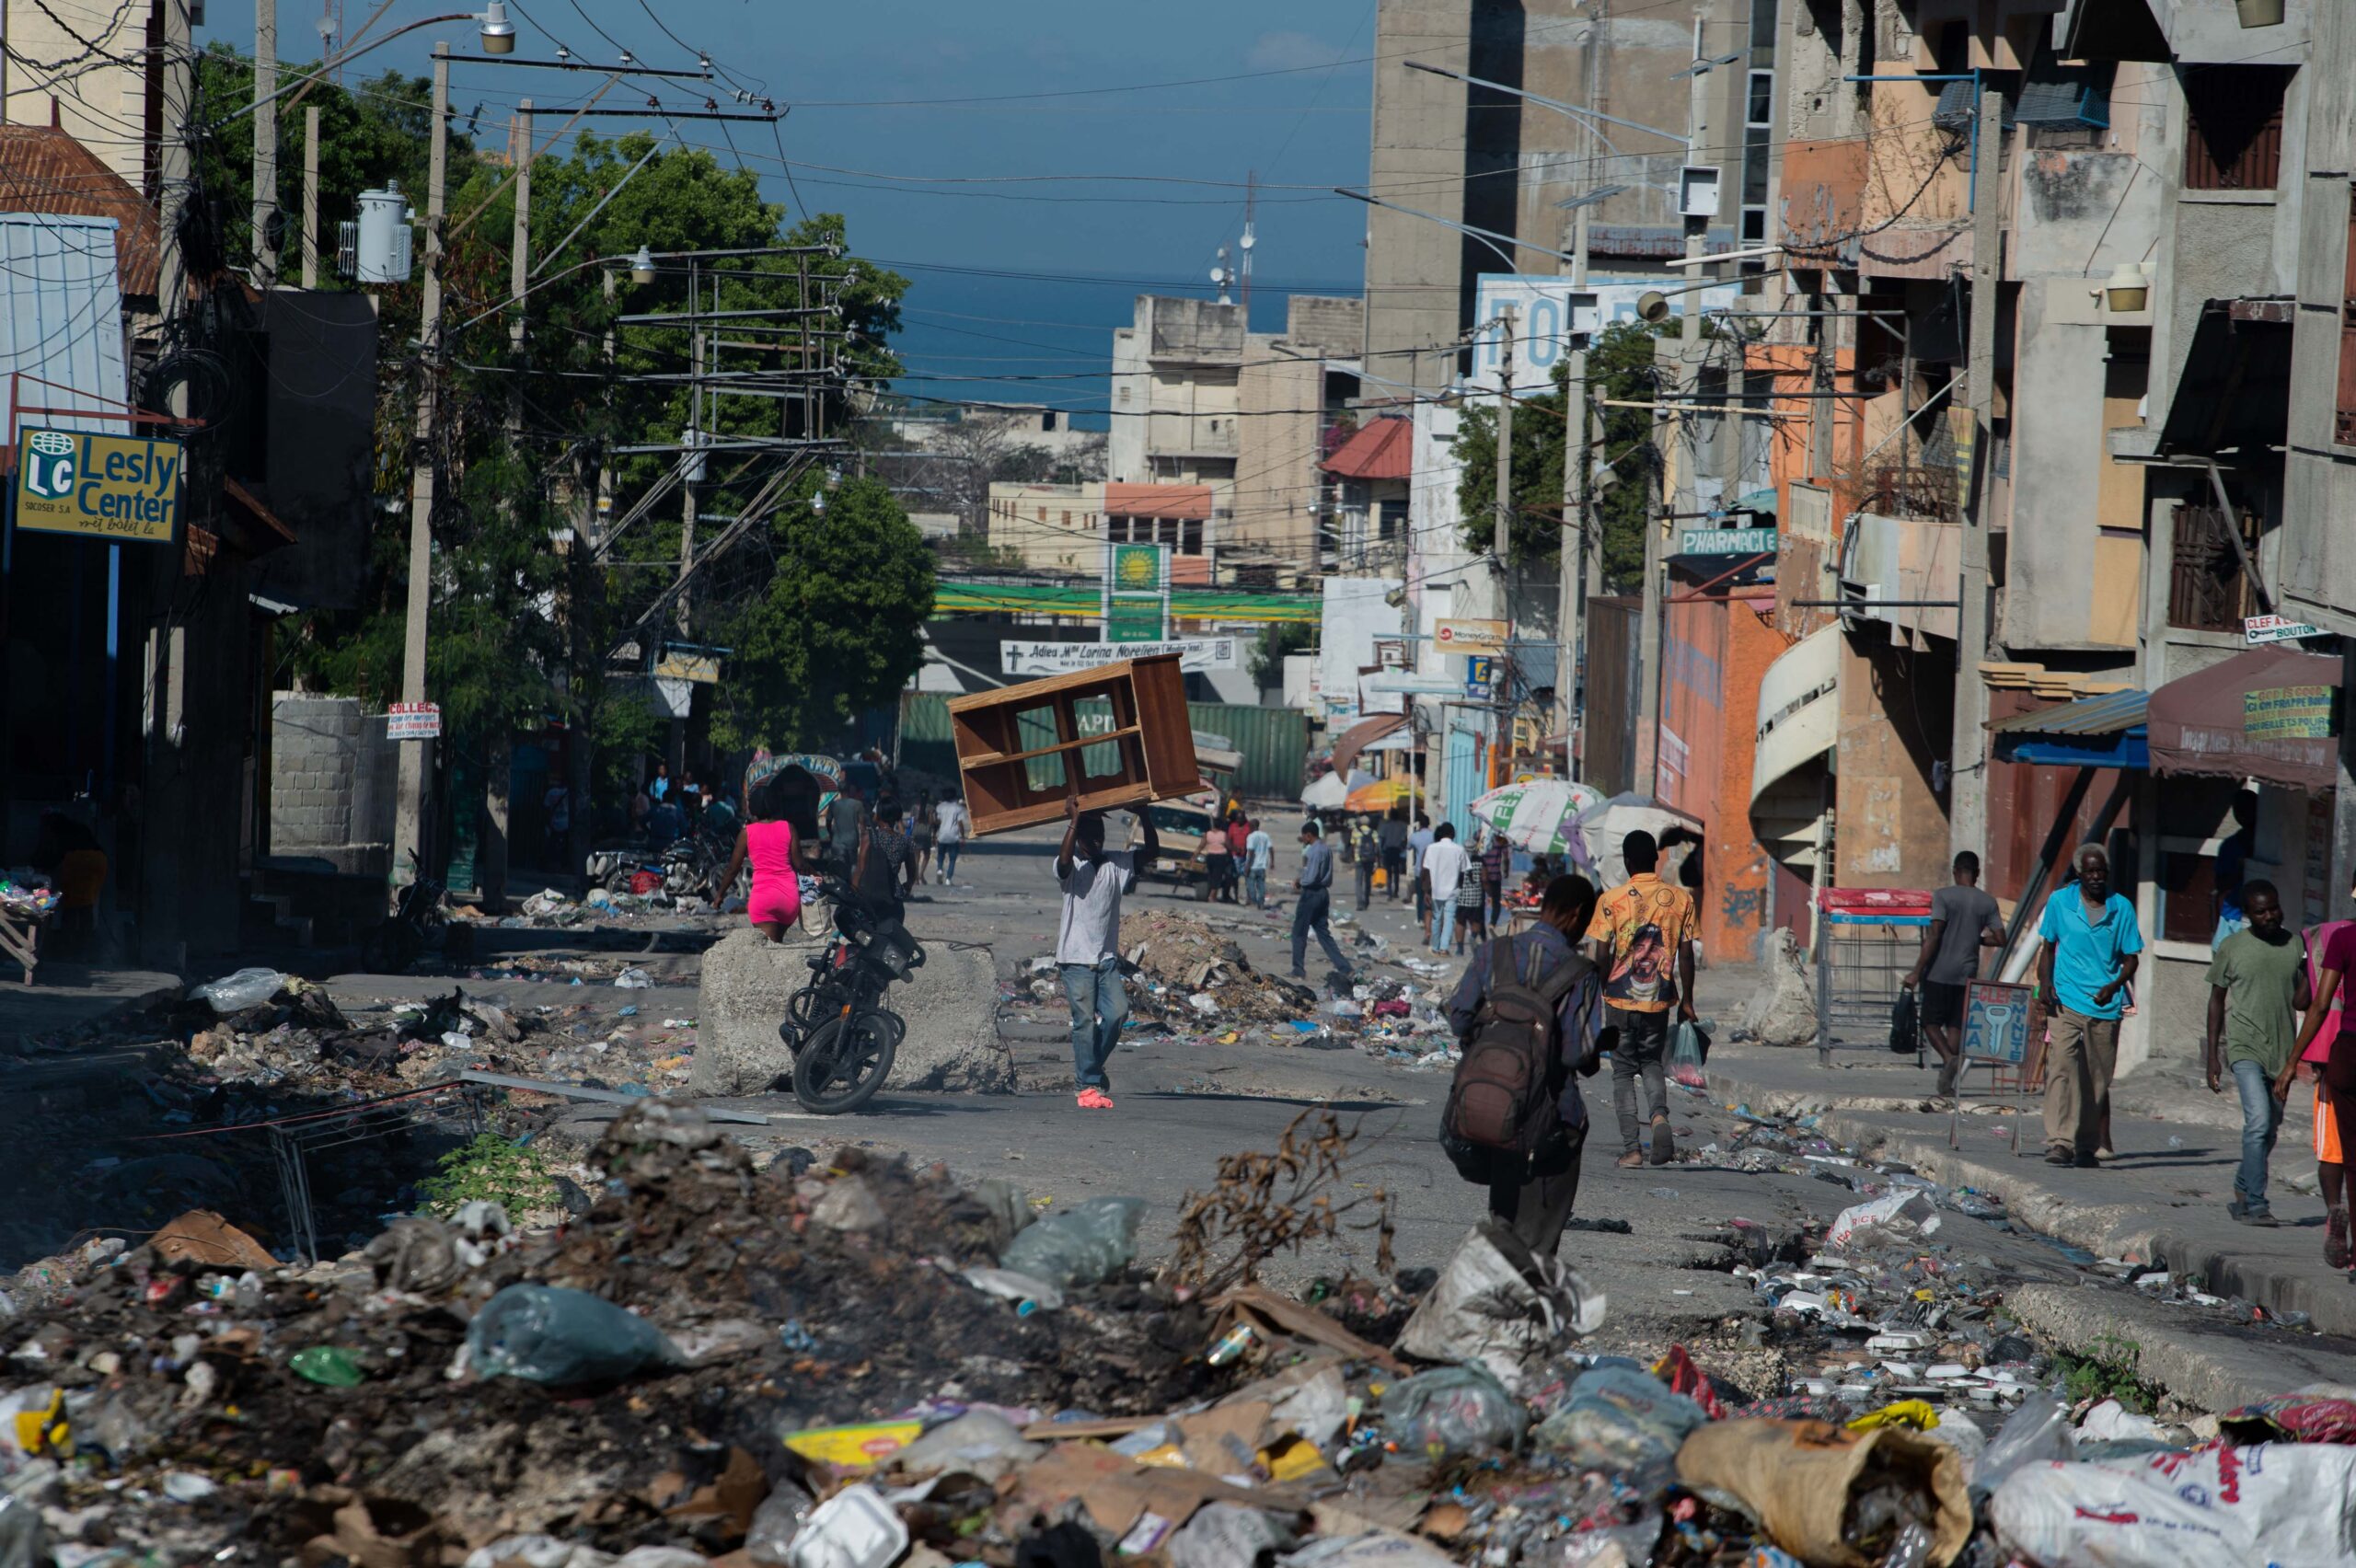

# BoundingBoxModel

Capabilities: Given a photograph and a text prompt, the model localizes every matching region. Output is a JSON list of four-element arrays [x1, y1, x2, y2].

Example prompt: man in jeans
[[1408, 814, 1435, 928], [1379, 810, 1409, 901], [1054, 798, 1158, 1111], [2205, 879, 2306, 1224], [1587, 831, 1697, 1168], [1244, 818, 1273, 908], [2038, 842, 2143, 1167], [1289, 821, 1354, 983], [1421, 823, 1471, 952]]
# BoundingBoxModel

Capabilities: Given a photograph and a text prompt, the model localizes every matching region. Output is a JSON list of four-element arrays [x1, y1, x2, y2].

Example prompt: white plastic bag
[[191, 967, 288, 1014], [1394, 1222, 1602, 1393], [1974, 1391, 2076, 1495], [1827, 1191, 1939, 1249], [1992, 1444, 2356, 1567], [998, 1197, 1145, 1287]]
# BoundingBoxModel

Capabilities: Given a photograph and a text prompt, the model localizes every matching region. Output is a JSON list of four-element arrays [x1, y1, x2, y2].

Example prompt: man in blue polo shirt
[[2038, 842, 2143, 1168]]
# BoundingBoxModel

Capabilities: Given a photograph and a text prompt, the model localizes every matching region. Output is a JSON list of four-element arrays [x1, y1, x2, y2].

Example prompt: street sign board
[[14, 428, 183, 544], [1676, 525, 1776, 559], [1000, 638, 1238, 676], [1465, 653, 1498, 700], [1435, 618, 1508, 651], [1103, 541, 1168, 642], [2246, 685, 2334, 740], [2245, 614, 2326, 646], [1961, 981, 2032, 1065], [653, 644, 723, 683], [387, 702, 442, 741]]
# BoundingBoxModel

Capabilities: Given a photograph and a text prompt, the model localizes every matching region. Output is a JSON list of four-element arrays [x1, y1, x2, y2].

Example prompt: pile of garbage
[[475, 888, 691, 930], [1114, 912, 1322, 1024], [1, 1100, 2348, 1568]]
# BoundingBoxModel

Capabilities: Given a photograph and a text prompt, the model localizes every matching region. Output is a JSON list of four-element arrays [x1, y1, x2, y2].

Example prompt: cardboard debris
[[148, 1208, 277, 1272]]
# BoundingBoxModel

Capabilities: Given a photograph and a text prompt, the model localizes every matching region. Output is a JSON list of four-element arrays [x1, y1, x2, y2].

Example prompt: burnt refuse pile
[[2, 1103, 2353, 1568]]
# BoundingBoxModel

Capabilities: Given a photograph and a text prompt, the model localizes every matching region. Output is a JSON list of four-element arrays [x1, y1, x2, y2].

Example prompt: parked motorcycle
[[776, 876, 921, 1113], [361, 851, 449, 973]]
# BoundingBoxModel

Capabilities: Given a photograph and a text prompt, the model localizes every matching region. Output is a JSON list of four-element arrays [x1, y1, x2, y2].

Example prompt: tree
[[710, 475, 936, 753], [1249, 621, 1315, 689], [1451, 321, 1669, 593]]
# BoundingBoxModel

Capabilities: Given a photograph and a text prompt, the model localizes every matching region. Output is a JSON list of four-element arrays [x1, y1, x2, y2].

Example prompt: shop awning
[[1988, 687, 2149, 769], [2148, 646, 2341, 790], [1331, 711, 1409, 774]]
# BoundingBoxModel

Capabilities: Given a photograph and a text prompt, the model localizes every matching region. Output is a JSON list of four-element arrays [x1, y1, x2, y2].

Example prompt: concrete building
[[1109, 294, 1365, 586], [0, 0, 162, 190], [1363, 0, 1763, 390], [985, 480, 1105, 575]]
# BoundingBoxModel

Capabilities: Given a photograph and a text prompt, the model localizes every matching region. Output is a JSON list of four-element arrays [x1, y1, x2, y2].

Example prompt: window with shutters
[[2165, 503, 2256, 632], [2182, 67, 2291, 191], [2338, 186, 2356, 445]]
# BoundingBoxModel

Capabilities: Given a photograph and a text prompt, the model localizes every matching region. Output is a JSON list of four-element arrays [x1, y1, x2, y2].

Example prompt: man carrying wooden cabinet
[[1055, 795, 1159, 1111]]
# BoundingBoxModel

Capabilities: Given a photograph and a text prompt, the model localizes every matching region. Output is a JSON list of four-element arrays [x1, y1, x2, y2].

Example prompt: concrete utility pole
[[672, 262, 702, 773], [1948, 86, 2004, 866], [156, 0, 192, 319], [1493, 305, 1517, 571], [479, 101, 532, 911], [251, 0, 277, 285], [300, 104, 319, 288], [568, 268, 618, 882], [1557, 198, 1591, 777], [393, 44, 451, 887]]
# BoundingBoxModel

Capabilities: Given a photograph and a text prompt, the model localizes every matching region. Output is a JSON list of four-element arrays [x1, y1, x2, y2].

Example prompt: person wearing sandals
[[2203, 881, 2306, 1228], [1588, 831, 1696, 1170]]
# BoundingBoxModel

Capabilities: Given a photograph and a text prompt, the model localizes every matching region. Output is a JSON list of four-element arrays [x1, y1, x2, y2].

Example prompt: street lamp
[[630, 245, 658, 285], [479, 0, 517, 53]]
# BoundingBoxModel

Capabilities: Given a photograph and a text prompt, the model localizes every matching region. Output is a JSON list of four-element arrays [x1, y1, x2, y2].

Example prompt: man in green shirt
[[2205, 880, 2309, 1226]]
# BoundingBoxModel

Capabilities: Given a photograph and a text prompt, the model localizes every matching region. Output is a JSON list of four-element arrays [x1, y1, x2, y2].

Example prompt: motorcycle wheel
[[792, 1011, 896, 1114]]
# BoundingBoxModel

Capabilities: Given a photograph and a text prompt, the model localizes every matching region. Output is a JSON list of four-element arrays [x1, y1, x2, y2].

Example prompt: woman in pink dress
[[715, 772, 818, 940]]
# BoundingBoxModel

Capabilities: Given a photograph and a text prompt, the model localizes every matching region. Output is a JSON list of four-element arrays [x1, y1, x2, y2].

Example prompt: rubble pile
[[5, 1102, 2352, 1568], [1114, 912, 1321, 1024]]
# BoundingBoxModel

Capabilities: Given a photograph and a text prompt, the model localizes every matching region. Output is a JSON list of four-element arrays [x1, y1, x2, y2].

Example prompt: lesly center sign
[[16, 428, 183, 544]]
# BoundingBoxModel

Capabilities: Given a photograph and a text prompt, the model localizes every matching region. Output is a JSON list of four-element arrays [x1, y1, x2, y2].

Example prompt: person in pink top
[[715, 772, 819, 940], [2287, 911, 2351, 1266]]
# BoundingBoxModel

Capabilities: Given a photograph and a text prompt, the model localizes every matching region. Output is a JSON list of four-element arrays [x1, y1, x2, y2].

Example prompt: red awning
[[1321, 417, 1412, 481], [1103, 482, 1211, 521], [1331, 711, 1408, 774], [2146, 645, 2341, 790]]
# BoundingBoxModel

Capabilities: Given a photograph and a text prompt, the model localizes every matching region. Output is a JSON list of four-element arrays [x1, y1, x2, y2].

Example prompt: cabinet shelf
[[946, 654, 1203, 836]]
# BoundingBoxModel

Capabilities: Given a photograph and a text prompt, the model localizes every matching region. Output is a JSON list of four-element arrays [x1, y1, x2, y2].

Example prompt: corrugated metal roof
[[0, 127, 157, 298], [0, 211, 128, 442], [1986, 687, 2149, 736], [1322, 417, 1413, 481]]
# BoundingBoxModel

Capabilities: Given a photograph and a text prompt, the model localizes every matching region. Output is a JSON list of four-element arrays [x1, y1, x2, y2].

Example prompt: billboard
[[1469, 273, 1740, 395], [15, 428, 183, 544]]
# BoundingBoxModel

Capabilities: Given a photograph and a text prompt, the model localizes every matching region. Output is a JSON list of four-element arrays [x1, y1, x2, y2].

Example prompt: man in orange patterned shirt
[[1587, 830, 1698, 1168]]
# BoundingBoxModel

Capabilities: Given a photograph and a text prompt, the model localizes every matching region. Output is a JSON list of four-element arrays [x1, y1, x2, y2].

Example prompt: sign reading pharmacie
[[999, 638, 1239, 676], [15, 428, 184, 544], [1675, 525, 1776, 559]]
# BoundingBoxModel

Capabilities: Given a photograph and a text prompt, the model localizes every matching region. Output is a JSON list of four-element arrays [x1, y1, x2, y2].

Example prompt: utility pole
[[1493, 306, 1517, 569], [1948, 86, 2003, 866], [479, 100, 531, 911], [672, 261, 702, 773], [300, 104, 319, 288], [1557, 194, 1592, 777], [251, 0, 277, 285], [393, 44, 450, 887], [568, 268, 618, 882]]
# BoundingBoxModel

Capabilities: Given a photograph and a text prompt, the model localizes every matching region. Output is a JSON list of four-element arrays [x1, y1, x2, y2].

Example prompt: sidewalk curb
[[1705, 1063, 2356, 1343]]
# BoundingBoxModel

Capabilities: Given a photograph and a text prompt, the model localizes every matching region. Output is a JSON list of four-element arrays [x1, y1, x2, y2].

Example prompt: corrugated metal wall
[[897, 694, 1308, 801], [1583, 597, 1641, 795]]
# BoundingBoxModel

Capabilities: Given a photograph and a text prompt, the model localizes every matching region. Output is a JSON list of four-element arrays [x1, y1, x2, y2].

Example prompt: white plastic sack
[[1827, 1192, 1939, 1249], [191, 967, 288, 1014], [1991, 1444, 2356, 1567], [1394, 1222, 1602, 1394]]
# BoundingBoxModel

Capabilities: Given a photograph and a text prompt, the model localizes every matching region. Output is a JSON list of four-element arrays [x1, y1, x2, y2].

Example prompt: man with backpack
[[1442, 874, 1609, 1256]]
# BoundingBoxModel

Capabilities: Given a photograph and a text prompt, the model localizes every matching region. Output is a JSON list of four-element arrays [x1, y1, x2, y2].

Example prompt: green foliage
[[710, 474, 936, 754], [1450, 321, 1670, 592], [2054, 1334, 2161, 1414], [415, 1134, 558, 1218], [1249, 621, 1316, 688]]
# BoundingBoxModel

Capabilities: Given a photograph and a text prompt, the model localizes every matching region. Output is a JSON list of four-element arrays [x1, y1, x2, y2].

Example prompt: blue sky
[[202, 1, 1378, 420]]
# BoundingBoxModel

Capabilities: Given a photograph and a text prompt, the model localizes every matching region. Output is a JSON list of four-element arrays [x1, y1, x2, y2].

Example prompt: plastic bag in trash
[[1170, 1504, 1299, 1568], [1991, 1443, 2356, 1568], [613, 968, 653, 989], [787, 1483, 907, 1568], [191, 966, 289, 1014], [0, 1495, 44, 1568], [745, 1478, 817, 1567], [1674, 1419, 1971, 1568], [1531, 1364, 1707, 1469], [2219, 1389, 2356, 1446], [1380, 1363, 1528, 1458], [1395, 1221, 1603, 1392], [1826, 1191, 1939, 1249], [464, 1283, 687, 1385], [1972, 1391, 2075, 1495], [998, 1196, 1145, 1288], [890, 1411, 1041, 1483]]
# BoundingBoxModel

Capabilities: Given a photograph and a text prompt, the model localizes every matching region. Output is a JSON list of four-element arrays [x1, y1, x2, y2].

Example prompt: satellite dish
[[1238, 232, 1255, 250], [1209, 267, 1227, 285]]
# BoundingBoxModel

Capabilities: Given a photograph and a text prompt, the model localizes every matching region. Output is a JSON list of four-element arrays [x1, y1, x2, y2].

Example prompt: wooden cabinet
[[947, 654, 1204, 835]]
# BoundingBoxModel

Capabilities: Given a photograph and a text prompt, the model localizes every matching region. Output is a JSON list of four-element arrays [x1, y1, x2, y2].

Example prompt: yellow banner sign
[[15, 428, 183, 544]]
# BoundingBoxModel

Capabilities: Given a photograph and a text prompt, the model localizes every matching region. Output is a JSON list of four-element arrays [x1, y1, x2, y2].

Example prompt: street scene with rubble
[[13, 1, 2356, 1566]]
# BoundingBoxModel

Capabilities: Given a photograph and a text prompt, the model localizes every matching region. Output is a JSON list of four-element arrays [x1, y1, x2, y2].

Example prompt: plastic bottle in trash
[[745, 1477, 817, 1566]]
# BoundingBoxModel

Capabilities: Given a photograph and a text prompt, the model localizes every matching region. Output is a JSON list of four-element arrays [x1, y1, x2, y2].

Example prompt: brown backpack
[[1442, 936, 1593, 1158]]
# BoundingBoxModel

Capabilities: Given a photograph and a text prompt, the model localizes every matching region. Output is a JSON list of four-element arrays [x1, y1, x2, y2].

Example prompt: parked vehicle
[[362, 851, 449, 973], [775, 877, 923, 1113]]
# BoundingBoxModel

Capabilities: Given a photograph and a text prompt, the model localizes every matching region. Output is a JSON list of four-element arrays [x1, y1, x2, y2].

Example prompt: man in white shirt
[[1421, 822, 1472, 953], [1244, 819, 1274, 908], [933, 793, 968, 885], [1055, 797, 1158, 1110]]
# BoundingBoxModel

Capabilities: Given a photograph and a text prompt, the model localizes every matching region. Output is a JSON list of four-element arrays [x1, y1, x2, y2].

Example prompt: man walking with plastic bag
[[2037, 842, 2142, 1167], [1442, 874, 1608, 1255], [1588, 831, 1697, 1168]]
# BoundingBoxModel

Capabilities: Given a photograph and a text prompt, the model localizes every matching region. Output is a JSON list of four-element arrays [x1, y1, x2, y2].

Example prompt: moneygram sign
[[15, 428, 183, 544]]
